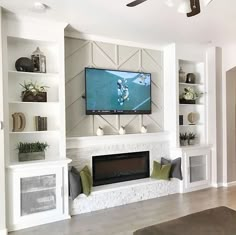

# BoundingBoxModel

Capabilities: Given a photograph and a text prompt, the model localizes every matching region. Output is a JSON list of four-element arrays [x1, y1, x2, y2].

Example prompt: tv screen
[[85, 68, 152, 115]]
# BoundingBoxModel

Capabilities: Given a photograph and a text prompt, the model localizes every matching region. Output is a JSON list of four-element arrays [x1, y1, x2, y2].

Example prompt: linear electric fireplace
[[92, 151, 150, 186]]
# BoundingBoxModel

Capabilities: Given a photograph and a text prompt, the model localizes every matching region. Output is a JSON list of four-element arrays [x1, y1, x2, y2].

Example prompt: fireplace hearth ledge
[[71, 178, 180, 215]]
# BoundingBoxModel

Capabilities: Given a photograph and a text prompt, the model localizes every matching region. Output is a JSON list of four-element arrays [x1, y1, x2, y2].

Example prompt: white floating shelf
[[179, 104, 204, 106], [8, 70, 59, 77], [9, 101, 59, 105], [179, 82, 204, 86], [179, 124, 204, 127], [9, 131, 59, 134]]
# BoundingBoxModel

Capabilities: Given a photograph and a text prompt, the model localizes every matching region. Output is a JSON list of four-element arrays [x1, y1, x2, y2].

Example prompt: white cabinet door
[[184, 148, 211, 191], [8, 166, 63, 231]]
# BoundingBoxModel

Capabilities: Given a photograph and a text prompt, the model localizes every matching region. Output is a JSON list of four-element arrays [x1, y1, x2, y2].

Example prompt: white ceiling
[[1, 0, 236, 47]]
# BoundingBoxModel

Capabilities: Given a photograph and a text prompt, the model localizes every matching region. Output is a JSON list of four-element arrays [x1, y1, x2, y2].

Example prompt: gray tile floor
[[10, 187, 236, 235]]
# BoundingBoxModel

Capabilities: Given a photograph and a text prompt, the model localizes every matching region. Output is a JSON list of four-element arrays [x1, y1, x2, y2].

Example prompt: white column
[[0, 7, 7, 235]]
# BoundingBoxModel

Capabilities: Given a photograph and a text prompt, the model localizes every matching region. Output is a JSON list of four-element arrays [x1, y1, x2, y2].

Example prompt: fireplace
[[92, 151, 149, 186]]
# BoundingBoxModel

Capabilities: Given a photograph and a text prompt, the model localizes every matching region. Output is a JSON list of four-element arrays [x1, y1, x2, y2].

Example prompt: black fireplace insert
[[92, 151, 149, 186]]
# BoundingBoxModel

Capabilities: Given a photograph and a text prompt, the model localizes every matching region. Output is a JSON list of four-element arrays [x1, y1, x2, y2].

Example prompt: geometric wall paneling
[[120, 115, 140, 134], [93, 115, 118, 135], [95, 41, 117, 65], [118, 50, 140, 72], [92, 42, 117, 69], [65, 42, 91, 82], [65, 38, 164, 137], [65, 71, 85, 107], [65, 38, 89, 59], [142, 115, 162, 132], [68, 116, 93, 137], [66, 97, 86, 133], [118, 45, 139, 65]]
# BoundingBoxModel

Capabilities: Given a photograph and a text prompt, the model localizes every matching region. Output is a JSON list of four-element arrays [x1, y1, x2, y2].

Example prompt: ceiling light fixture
[[33, 2, 49, 12], [165, 0, 174, 7], [177, 0, 192, 14]]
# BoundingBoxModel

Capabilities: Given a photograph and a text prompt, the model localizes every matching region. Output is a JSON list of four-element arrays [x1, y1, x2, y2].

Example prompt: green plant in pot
[[188, 132, 196, 145], [179, 87, 202, 104], [20, 81, 49, 102], [17, 142, 49, 162], [180, 132, 188, 146]]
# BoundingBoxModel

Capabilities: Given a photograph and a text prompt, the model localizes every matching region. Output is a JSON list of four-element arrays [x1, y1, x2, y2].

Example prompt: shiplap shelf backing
[[65, 38, 164, 137]]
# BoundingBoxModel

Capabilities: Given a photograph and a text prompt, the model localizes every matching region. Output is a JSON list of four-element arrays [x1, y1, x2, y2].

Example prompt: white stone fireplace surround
[[66, 132, 180, 215]]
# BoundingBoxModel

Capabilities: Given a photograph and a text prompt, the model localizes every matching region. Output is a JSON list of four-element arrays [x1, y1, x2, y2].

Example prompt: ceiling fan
[[126, 0, 214, 17]]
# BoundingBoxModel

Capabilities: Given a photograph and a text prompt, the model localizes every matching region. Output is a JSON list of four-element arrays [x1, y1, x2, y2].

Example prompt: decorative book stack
[[35, 116, 48, 131]]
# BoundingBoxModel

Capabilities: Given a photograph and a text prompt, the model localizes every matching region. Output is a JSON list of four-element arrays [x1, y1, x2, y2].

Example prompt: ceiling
[[0, 0, 236, 47]]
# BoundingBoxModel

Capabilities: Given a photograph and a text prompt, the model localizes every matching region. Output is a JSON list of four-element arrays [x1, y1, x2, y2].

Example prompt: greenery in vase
[[188, 132, 196, 140], [180, 87, 202, 101], [17, 142, 49, 153], [20, 81, 49, 97], [180, 132, 188, 141]]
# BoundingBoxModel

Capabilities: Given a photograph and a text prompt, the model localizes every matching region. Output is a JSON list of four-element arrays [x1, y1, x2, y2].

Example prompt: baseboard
[[211, 183, 223, 188], [223, 181, 236, 187], [8, 215, 71, 232], [0, 228, 8, 235]]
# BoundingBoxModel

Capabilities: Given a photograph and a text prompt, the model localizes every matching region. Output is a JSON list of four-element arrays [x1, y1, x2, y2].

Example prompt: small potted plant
[[17, 141, 49, 162], [20, 81, 49, 102], [188, 132, 196, 145], [179, 87, 201, 104], [180, 132, 188, 146]]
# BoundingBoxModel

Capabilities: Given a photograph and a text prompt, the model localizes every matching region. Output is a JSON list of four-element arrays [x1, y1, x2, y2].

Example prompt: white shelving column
[[2, 13, 71, 231]]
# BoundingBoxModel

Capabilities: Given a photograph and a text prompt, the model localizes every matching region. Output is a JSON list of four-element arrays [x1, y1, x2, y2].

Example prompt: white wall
[[0, 7, 7, 235], [222, 44, 236, 184], [65, 38, 164, 137], [226, 68, 236, 182]]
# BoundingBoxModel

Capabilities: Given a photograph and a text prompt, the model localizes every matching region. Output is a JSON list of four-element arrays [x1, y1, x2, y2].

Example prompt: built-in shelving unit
[[5, 35, 63, 164], [178, 59, 206, 146], [3, 15, 70, 231]]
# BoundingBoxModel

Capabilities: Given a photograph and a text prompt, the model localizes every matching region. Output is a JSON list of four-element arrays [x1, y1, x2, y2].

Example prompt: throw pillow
[[80, 165, 93, 196], [151, 161, 171, 180], [161, 157, 183, 180], [69, 166, 82, 200]]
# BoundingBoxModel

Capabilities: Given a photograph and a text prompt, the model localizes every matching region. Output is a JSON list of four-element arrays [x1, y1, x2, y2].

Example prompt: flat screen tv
[[85, 67, 152, 115]]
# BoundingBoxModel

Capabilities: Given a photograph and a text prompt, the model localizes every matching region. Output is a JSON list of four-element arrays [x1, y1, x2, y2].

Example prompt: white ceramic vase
[[140, 125, 147, 133], [119, 126, 126, 135], [96, 127, 104, 136]]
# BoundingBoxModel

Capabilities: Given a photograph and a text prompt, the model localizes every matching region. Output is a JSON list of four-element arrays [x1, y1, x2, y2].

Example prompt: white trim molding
[[0, 228, 7, 235], [222, 181, 236, 187], [67, 132, 170, 149]]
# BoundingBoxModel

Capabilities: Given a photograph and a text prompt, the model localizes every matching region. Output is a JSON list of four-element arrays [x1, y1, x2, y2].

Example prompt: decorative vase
[[140, 125, 147, 133], [119, 126, 126, 135], [96, 127, 104, 136], [188, 139, 195, 145], [18, 151, 45, 162], [22, 91, 47, 102], [187, 112, 199, 125], [15, 57, 34, 72], [179, 67, 186, 83], [186, 73, 195, 84], [180, 140, 188, 146]]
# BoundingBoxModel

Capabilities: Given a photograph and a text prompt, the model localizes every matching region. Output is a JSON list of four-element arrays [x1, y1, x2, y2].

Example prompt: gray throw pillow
[[161, 157, 183, 180], [69, 166, 82, 200]]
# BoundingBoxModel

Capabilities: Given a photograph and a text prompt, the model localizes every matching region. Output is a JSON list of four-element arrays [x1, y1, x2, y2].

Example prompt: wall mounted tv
[[85, 67, 152, 115]]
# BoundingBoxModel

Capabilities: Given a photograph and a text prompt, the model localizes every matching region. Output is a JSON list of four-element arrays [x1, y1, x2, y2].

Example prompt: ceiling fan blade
[[204, 0, 214, 6], [187, 0, 201, 17], [126, 0, 148, 7]]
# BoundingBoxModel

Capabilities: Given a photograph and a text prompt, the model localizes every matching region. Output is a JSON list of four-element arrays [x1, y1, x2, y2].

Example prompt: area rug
[[133, 206, 236, 235]]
